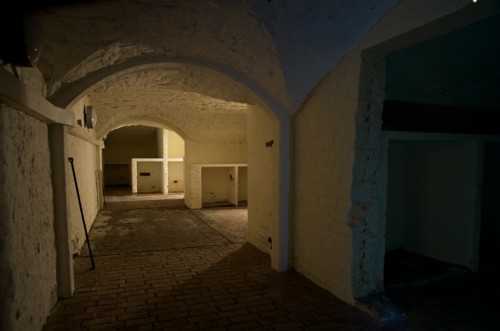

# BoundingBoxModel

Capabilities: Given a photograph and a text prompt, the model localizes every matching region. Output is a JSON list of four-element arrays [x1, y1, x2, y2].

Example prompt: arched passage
[[50, 58, 291, 297]]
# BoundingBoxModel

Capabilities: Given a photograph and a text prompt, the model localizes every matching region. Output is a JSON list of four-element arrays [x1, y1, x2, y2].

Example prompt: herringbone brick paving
[[42, 204, 418, 331]]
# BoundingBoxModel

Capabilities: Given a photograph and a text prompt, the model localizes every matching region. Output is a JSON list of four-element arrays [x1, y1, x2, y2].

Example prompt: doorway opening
[[102, 124, 185, 204], [384, 139, 481, 289], [382, 11, 500, 290]]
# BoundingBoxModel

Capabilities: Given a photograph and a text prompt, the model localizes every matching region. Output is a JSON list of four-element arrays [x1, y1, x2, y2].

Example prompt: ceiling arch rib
[[92, 89, 248, 143], [39, 0, 289, 109], [83, 61, 253, 143], [49, 56, 288, 117], [47, 55, 285, 145]]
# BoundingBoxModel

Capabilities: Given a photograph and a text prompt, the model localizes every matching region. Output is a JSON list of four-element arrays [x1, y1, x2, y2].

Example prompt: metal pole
[[68, 157, 95, 270]]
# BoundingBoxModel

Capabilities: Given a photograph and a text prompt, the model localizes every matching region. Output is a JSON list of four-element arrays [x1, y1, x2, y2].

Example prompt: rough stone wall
[[0, 104, 57, 331], [349, 54, 386, 298], [66, 134, 100, 255], [247, 105, 278, 254]]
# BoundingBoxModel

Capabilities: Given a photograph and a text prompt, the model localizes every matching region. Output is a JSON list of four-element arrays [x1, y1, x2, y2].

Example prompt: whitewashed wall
[[66, 98, 101, 255], [0, 104, 57, 331], [247, 104, 278, 254], [293, 55, 357, 303]]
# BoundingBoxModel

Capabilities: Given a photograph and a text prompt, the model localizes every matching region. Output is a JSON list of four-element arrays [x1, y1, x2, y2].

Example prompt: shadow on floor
[[383, 248, 500, 330]]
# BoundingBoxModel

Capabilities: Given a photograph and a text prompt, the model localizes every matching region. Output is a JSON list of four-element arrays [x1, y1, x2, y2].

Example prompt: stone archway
[[50, 59, 292, 298]]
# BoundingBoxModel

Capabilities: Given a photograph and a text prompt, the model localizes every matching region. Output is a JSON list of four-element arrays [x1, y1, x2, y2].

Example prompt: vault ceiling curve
[[39, 0, 290, 108]]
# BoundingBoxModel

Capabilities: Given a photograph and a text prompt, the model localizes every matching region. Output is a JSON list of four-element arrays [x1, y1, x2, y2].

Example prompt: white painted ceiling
[[10, 1, 499, 141]]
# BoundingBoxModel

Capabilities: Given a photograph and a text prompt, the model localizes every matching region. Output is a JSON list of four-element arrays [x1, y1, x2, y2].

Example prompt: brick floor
[[42, 203, 420, 331]]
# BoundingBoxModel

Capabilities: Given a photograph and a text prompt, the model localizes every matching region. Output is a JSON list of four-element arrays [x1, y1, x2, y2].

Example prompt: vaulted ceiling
[[15, 1, 499, 141], [6, 0, 402, 141]]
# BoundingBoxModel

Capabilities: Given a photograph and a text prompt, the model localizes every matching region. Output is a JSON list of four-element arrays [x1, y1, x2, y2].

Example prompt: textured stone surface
[[0, 104, 57, 331]]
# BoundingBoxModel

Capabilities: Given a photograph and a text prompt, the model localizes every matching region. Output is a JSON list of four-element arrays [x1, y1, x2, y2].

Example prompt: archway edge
[[48, 55, 290, 121]]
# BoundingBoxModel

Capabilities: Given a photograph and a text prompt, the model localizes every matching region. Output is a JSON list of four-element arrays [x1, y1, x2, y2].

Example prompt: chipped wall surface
[[247, 104, 278, 254], [0, 104, 57, 331], [168, 130, 185, 158], [202, 167, 232, 204]]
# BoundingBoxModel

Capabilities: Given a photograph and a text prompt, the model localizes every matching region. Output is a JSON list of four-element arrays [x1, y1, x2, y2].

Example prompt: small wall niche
[[191, 164, 247, 208]]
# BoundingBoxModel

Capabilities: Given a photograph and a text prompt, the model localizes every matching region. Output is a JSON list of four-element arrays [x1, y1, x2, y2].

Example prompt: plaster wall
[[66, 133, 100, 255], [0, 104, 57, 331], [247, 104, 278, 254], [168, 130, 185, 158], [103, 145, 157, 163], [202, 167, 232, 204], [167, 130, 185, 192], [157, 128, 167, 158], [386, 141, 481, 270], [185, 141, 246, 164], [66, 97, 101, 255], [293, 0, 472, 303], [168, 162, 184, 192]]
